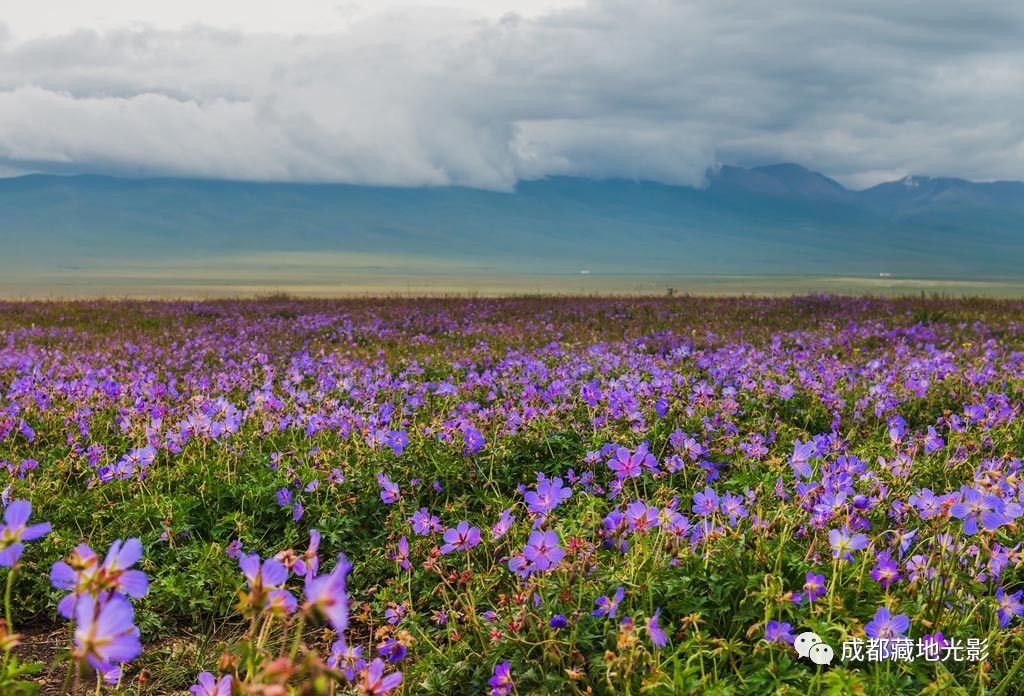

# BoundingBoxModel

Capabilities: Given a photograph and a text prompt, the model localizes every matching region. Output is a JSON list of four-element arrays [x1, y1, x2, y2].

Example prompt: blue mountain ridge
[[2, 163, 1023, 279]]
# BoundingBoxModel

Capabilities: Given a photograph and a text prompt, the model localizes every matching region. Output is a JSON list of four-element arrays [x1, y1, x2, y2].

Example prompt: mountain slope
[[1, 164, 1023, 281]]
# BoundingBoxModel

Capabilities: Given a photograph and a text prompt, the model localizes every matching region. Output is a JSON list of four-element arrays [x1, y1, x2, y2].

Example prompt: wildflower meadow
[[1, 294, 1023, 694]]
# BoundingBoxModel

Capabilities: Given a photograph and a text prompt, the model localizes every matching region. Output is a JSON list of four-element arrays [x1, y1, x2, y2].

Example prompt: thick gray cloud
[[0, 0, 1022, 189]]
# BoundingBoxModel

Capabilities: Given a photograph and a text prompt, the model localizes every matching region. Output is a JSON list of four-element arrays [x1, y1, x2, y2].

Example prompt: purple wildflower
[[828, 527, 869, 561], [790, 439, 816, 479], [378, 638, 407, 663], [996, 587, 1024, 627], [593, 586, 625, 619], [489, 660, 514, 696], [226, 540, 243, 559], [765, 620, 794, 644], [0, 500, 51, 566], [409, 508, 442, 536], [522, 530, 564, 572], [608, 446, 653, 479], [51, 539, 148, 620], [647, 609, 669, 648], [328, 640, 365, 679], [491, 509, 515, 540], [524, 475, 572, 515], [73, 594, 142, 675], [803, 572, 827, 603], [720, 492, 748, 526], [949, 488, 1008, 535], [239, 553, 288, 590], [864, 606, 910, 639], [303, 553, 351, 634], [463, 428, 485, 454], [923, 426, 944, 454], [359, 658, 403, 695], [295, 529, 321, 577], [190, 673, 232, 696], [440, 521, 481, 554], [692, 487, 720, 516], [386, 604, 406, 625], [392, 536, 410, 571], [624, 500, 660, 532], [377, 473, 400, 504], [870, 551, 901, 589]]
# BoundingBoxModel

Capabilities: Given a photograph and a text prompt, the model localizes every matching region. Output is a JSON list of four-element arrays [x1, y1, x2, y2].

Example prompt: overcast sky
[[0, 0, 1022, 189]]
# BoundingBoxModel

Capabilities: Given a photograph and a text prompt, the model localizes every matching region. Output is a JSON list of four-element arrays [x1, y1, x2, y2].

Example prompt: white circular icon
[[809, 642, 834, 665], [793, 630, 834, 666], [794, 631, 821, 658]]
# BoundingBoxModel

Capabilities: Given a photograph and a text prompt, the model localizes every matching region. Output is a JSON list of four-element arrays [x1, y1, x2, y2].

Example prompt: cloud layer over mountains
[[1, 0, 1023, 189]]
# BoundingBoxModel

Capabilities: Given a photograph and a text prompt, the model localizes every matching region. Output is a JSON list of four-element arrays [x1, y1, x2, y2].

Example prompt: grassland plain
[[6, 261, 1024, 301], [1, 295, 1024, 694]]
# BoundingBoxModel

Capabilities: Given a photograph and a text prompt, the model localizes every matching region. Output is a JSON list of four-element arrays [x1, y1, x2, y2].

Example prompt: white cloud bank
[[0, 0, 1022, 189]]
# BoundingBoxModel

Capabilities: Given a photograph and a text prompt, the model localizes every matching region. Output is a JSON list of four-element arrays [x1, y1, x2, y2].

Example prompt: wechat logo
[[795, 631, 834, 666]]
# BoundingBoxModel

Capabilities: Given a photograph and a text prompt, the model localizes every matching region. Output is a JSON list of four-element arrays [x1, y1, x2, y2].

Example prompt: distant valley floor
[[3, 262, 1024, 299]]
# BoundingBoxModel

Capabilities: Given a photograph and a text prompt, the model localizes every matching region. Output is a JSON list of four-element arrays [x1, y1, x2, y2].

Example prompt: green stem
[[60, 621, 77, 696], [4, 566, 15, 634], [288, 615, 307, 663], [991, 644, 1024, 696], [61, 661, 75, 696], [825, 561, 841, 625]]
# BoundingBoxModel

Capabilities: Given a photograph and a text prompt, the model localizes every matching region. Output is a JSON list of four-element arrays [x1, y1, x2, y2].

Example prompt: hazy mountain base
[[6, 166, 1024, 298], [1, 251, 1022, 298], [5, 170, 1024, 287]]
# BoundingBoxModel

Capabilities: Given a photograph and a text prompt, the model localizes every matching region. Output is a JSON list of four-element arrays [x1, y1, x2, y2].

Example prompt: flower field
[[2, 294, 1024, 694]]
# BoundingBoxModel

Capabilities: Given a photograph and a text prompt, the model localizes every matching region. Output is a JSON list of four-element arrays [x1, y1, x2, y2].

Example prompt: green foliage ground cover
[[1, 295, 1023, 694]]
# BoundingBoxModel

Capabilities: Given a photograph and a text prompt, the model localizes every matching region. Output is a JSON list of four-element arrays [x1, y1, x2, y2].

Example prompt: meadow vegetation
[[1, 295, 1023, 694]]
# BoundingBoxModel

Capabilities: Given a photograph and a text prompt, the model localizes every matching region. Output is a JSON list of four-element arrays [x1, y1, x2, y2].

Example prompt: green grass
[[1, 295, 1023, 694]]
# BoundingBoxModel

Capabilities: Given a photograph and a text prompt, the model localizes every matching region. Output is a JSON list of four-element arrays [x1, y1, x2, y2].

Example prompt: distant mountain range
[[3, 163, 1024, 280]]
